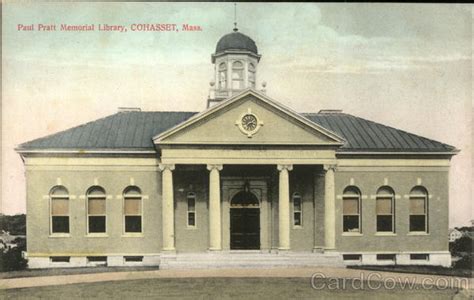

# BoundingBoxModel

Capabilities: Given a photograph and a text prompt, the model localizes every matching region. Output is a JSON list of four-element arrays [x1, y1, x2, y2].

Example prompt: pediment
[[153, 90, 344, 147]]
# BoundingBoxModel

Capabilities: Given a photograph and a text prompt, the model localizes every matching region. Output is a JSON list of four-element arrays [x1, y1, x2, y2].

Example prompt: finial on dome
[[233, 3, 238, 32]]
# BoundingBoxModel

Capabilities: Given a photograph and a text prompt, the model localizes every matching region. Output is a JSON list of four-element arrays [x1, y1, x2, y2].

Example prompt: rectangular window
[[343, 197, 360, 232], [51, 198, 69, 233], [87, 256, 107, 266], [376, 197, 393, 232], [410, 254, 429, 261], [124, 197, 142, 233], [125, 216, 142, 233], [409, 216, 426, 232], [409, 197, 427, 232], [376, 254, 396, 261], [88, 197, 106, 233], [232, 70, 244, 89], [219, 71, 227, 89], [187, 193, 196, 227], [343, 254, 362, 261], [50, 256, 70, 263], [87, 256, 107, 262], [293, 194, 302, 227], [249, 72, 256, 87], [124, 256, 143, 262]]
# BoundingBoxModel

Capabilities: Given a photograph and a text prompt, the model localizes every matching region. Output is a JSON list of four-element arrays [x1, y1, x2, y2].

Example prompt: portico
[[159, 161, 337, 253], [154, 90, 343, 253]]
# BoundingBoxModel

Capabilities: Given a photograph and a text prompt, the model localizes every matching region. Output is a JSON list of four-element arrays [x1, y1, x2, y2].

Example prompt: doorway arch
[[230, 191, 260, 249]]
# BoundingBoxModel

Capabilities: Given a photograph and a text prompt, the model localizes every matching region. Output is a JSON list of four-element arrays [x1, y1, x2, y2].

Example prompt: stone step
[[159, 253, 344, 269], [169, 255, 341, 262], [171, 258, 341, 263], [160, 260, 344, 269]]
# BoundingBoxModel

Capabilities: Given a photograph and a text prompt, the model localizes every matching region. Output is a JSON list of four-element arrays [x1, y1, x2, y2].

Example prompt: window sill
[[375, 232, 397, 236], [49, 234, 71, 238], [407, 232, 429, 236], [122, 233, 144, 238], [342, 232, 363, 236], [186, 226, 197, 230], [292, 226, 303, 230], [86, 233, 109, 238]]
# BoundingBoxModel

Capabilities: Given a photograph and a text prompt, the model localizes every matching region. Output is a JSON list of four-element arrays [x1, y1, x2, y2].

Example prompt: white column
[[313, 171, 326, 252], [277, 164, 293, 250], [324, 164, 336, 250], [159, 164, 175, 252], [207, 164, 223, 251]]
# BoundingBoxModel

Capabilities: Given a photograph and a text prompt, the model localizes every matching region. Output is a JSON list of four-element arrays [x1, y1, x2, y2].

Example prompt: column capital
[[323, 164, 337, 172], [277, 164, 293, 171], [207, 164, 223, 171], [159, 164, 175, 171]]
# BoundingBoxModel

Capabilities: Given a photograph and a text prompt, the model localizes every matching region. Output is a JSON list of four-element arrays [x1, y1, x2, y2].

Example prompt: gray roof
[[215, 31, 258, 55], [304, 113, 456, 153], [17, 111, 456, 153]]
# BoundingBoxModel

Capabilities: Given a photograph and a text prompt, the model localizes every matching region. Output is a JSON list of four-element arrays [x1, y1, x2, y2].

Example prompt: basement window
[[50, 256, 70, 263], [87, 256, 107, 263], [376, 254, 396, 261], [124, 256, 143, 262], [410, 254, 429, 261], [343, 254, 362, 261]]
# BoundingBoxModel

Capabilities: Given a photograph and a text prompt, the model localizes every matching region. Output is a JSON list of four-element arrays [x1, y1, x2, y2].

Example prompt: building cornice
[[336, 151, 458, 156]]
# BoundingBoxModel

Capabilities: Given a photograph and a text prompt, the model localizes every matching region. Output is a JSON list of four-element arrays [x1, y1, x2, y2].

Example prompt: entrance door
[[230, 208, 260, 249], [230, 191, 260, 250]]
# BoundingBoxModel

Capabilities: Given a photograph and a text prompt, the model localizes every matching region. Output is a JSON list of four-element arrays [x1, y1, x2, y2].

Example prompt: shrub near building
[[0, 214, 27, 272]]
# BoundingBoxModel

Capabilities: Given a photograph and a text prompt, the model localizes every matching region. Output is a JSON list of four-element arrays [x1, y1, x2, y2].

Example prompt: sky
[[1, 3, 472, 226]]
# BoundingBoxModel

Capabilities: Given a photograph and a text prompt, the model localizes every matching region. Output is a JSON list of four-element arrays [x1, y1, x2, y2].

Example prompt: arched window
[[50, 186, 69, 234], [218, 62, 227, 89], [248, 63, 256, 88], [409, 186, 428, 232], [87, 186, 106, 234], [231, 191, 259, 207], [187, 192, 196, 227], [293, 193, 302, 227], [343, 186, 361, 233], [123, 186, 142, 233], [376, 186, 395, 233], [232, 61, 244, 90]]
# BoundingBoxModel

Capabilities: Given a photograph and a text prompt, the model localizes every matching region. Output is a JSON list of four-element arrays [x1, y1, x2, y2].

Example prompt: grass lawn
[[348, 265, 472, 278], [0, 277, 462, 299], [0, 266, 160, 279]]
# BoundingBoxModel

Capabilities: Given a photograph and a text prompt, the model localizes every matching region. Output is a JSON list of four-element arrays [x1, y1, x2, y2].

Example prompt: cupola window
[[218, 62, 227, 89], [248, 63, 256, 87], [232, 61, 244, 90]]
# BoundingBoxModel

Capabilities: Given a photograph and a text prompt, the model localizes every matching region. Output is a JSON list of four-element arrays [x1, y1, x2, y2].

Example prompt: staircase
[[159, 251, 344, 269]]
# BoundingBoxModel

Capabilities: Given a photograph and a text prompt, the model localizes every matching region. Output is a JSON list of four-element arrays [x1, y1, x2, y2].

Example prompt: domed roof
[[215, 30, 258, 54]]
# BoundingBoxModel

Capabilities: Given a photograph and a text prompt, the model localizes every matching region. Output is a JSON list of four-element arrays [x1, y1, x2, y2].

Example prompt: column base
[[312, 247, 324, 253], [208, 248, 222, 252], [161, 248, 176, 254], [277, 248, 290, 254]]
